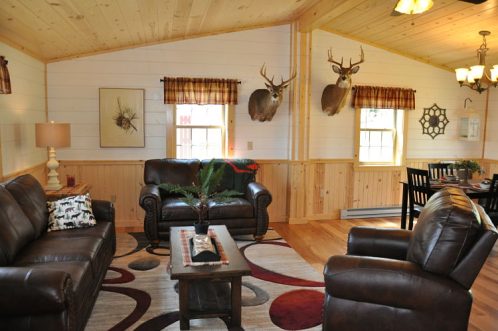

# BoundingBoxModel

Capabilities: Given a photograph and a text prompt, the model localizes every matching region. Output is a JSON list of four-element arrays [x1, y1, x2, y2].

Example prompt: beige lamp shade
[[35, 122, 71, 148]]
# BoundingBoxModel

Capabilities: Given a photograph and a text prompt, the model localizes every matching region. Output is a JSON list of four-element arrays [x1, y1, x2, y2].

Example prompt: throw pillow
[[47, 193, 96, 232]]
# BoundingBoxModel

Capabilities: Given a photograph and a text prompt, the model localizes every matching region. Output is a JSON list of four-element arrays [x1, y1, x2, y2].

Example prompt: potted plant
[[158, 159, 242, 234], [451, 160, 483, 185]]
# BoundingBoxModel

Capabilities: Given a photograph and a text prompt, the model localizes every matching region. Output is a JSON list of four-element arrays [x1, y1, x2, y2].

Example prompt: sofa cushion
[[47, 194, 96, 232], [14, 236, 104, 276], [145, 159, 200, 186], [45, 221, 113, 241], [0, 187, 36, 265], [208, 198, 254, 219], [161, 198, 199, 221], [201, 159, 257, 194], [407, 187, 481, 276], [4, 174, 48, 238]]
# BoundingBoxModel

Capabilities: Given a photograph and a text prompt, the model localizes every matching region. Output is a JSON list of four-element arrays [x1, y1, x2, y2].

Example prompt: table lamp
[[35, 121, 71, 190]]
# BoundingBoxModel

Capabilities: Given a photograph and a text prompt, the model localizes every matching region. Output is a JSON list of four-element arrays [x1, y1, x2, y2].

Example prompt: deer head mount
[[321, 46, 364, 116], [248, 64, 296, 122]]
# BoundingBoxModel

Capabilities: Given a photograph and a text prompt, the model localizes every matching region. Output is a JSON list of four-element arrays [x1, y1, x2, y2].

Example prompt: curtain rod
[[160, 78, 241, 84], [352, 86, 417, 92]]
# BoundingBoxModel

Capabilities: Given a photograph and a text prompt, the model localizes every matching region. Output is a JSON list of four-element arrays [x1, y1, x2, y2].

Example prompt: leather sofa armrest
[[0, 267, 73, 315], [246, 182, 272, 237], [347, 226, 412, 260], [92, 199, 115, 223], [139, 184, 162, 208], [139, 184, 162, 246], [246, 182, 272, 206], [324, 255, 471, 309]]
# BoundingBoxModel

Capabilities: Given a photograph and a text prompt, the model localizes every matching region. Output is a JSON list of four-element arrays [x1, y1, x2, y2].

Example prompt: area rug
[[85, 229, 324, 330]]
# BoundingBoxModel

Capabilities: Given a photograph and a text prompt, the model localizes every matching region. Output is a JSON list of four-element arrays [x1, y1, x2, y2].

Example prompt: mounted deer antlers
[[321, 46, 364, 116], [248, 64, 296, 122]]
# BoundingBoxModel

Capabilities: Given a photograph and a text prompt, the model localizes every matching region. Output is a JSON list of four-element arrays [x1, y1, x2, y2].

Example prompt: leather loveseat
[[0, 174, 116, 331], [323, 187, 497, 331], [139, 158, 272, 247]]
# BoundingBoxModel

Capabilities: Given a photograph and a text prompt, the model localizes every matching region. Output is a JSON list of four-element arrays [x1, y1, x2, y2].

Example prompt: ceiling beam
[[298, 0, 367, 33]]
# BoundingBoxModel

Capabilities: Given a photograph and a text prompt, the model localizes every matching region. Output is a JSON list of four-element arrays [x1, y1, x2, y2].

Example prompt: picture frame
[[99, 88, 145, 148]]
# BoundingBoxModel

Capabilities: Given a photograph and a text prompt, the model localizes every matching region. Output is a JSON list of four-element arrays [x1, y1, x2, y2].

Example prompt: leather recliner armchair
[[323, 187, 497, 331], [139, 158, 272, 247]]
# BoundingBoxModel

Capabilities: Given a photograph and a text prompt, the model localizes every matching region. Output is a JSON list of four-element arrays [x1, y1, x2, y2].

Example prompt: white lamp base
[[45, 146, 62, 191]]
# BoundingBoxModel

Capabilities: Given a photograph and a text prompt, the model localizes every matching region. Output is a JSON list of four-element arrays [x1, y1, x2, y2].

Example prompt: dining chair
[[427, 163, 455, 180], [484, 174, 498, 225], [407, 167, 432, 230]]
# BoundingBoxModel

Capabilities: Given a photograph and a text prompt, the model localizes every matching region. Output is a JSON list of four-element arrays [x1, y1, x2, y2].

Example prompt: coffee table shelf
[[169, 225, 251, 330]]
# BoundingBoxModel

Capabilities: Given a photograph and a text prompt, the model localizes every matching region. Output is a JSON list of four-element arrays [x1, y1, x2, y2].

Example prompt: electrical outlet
[[247, 141, 253, 150]]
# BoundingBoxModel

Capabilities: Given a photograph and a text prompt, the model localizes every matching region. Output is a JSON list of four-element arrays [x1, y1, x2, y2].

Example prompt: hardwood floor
[[271, 218, 498, 331]]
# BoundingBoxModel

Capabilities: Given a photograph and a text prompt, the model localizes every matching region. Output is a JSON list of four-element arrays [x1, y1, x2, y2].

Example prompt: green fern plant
[[158, 159, 242, 224]]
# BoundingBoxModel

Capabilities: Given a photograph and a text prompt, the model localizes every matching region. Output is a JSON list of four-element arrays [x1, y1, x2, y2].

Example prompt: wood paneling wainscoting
[[58, 161, 145, 229], [483, 159, 498, 179], [54, 159, 498, 230], [58, 160, 292, 229], [0, 162, 46, 184]]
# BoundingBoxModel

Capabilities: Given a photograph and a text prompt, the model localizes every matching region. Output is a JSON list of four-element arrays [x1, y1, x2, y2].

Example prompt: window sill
[[354, 164, 404, 171]]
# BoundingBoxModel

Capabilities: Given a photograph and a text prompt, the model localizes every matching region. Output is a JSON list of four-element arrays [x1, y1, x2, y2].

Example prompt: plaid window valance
[[352, 85, 415, 110], [163, 77, 238, 105], [0, 56, 11, 94]]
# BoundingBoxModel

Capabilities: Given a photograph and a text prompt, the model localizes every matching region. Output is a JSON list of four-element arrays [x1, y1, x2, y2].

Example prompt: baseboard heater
[[340, 206, 402, 219]]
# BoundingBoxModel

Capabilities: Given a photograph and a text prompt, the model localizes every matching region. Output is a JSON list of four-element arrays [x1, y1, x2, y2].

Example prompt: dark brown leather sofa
[[139, 158, 272, 247], [0, 174, 116, 331], [323, 187, 497, 331]]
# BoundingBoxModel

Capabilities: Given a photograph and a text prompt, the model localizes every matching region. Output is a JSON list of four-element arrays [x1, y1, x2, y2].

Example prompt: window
[[168, 104, 233, 159], [356, 108, 405, 166]]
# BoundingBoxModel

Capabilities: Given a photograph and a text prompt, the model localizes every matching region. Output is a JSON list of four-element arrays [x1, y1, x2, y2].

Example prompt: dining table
[[400, 180, 489, 229]]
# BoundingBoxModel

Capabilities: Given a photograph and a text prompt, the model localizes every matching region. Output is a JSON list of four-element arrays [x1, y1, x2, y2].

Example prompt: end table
[[45, 183, 90, 201]]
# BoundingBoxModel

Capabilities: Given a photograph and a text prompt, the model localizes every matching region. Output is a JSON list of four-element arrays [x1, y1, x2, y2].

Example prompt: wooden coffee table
[[169, 225, 251, 330]]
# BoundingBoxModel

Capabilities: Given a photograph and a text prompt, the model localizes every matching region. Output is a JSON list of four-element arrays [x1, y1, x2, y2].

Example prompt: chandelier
[[455, 31, 498, 94]]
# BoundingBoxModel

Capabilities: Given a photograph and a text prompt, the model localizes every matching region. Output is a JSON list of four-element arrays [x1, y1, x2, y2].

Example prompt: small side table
[[45, 183, 90, 201]]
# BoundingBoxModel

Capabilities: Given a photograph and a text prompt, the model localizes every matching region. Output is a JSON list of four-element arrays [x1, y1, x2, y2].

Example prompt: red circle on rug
[[269, 289, 324, 330]]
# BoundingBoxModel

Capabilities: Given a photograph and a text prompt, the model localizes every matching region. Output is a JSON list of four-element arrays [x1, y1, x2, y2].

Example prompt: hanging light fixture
[[455, 31, 498, 94], [394, 0, 433, 14], [0, 56, 11, 94]]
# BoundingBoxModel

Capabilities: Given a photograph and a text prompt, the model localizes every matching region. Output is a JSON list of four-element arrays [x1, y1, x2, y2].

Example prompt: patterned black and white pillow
[[47, 193, 96, 232]]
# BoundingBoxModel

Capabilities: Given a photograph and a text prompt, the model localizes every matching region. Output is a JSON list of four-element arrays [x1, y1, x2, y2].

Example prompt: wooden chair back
[[407, 167, 432, 209], [485, 174, 498, 215], [428, 163, 455, 180]]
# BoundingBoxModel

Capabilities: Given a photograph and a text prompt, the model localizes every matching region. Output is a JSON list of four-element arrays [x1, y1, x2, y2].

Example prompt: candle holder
[[66, 175, 75, 187]]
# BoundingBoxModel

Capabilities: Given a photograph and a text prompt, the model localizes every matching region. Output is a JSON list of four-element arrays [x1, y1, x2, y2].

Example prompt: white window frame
[[166, 104, 234, 158], [354, 108, 406, 167]]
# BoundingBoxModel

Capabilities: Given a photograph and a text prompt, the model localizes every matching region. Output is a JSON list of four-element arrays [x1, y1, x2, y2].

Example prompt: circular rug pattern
[[240, 242, 324, 287], [269, 289, 324, 330], [145, 245, 170, 256], [241, 281, 270, 306], [114, 232, 150, 259], [233, 228, 282, 242], [103, 266, 135, 284], [128, 257, 161, 271]]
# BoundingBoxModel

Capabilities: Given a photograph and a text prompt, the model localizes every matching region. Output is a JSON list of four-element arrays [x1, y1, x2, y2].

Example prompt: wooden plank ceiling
[[0, 0, 497, 71]]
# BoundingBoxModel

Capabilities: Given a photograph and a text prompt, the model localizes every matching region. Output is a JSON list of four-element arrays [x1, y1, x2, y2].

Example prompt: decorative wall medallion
[[419, 103, 449, 139]]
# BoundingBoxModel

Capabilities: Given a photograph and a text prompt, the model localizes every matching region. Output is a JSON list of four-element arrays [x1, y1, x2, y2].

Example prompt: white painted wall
[[47, 25, 292, 161], [0, 42, 46, 176], [484, 89, 498, 159], [310, 30, 487, 160]]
